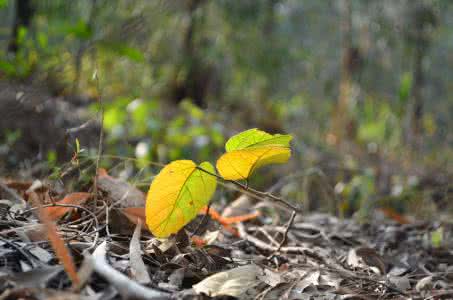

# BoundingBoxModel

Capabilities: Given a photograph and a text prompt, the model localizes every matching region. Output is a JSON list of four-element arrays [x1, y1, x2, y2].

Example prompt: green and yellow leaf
[[225, 128, 292, 151], [146, 160, 217, 238], [216, 129, 292, 180]]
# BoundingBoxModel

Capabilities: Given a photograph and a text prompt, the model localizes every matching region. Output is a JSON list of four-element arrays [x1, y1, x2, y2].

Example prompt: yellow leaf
[[146, 160, 217, 238], [216, 129, 292, 180]]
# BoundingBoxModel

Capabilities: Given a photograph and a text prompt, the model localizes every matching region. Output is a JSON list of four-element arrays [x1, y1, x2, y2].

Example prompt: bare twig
[[256, 228, 280, 247], [249, 224, 322, 241], [197, 167, 301, 213], [236, 223, 308, 254], [93, 67, 104, 203], [66, 119, 96, 135], [425, 290, 453, 299], [319, 259, 409, 297], [238, 224, 409, 298], [275, 210, 296, 252], [105, 203, 111, 238], [88, 154, 165, 168], [0, 235, 40, 267], [20, 203, 100, 252], [91, 241, 170, 299]]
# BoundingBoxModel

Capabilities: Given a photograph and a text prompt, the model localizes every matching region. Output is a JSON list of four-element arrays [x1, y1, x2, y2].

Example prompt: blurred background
[[0, 0, 452, 219]]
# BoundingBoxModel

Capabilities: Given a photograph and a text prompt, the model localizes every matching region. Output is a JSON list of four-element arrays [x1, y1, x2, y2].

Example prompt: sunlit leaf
[[216, 129, 292, 180], [146, 160, 217, 238], [225, 128, 292, 152]]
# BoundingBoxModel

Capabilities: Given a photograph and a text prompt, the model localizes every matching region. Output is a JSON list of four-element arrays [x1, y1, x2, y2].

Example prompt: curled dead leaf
[[120, 207, 147, 227], [96, 168, 146, 207], [29, 192, 80, 286], [348, 247, 386, 275], [44, 192, 91, 221], [193, 264, 263, 298]]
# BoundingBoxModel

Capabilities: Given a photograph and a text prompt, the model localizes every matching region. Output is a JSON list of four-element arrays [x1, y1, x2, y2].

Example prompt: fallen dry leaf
[[378, 207, 411, 225], [191, 235, 207, 248], [5, 180, 33, 192], [44, 192, 91, 221], [388, 275, 411, 291], [6, 265, 63, 288], [119, 207, 149, 230], [347, 247, 386, 275], [129, 221, 151, 284], [258, 268, 285, 287], [91, 241, 170, 299], [193, 264, 263, 298], [415, 275, 433, 292], [191, 230, 221, 248], [97, 168, 146, 207], [203, 230, 220, 245], [296, 270, 320, 292], [29, 192, 80, 286]]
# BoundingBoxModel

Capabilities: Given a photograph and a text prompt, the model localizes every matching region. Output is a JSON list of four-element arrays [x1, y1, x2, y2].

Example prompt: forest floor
[[0, 79, 452, 299], [0, 170, 452, 300]]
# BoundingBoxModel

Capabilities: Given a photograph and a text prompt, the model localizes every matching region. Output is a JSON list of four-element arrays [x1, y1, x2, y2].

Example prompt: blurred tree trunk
[[330, 0, 360, 144], [181, 0, 202, 106], [170, 0, 209, 108], [7, 0, 34, 53], [256, 0, 283, 133], [405, 1, 436, 150], [409, 39, 425, 149]]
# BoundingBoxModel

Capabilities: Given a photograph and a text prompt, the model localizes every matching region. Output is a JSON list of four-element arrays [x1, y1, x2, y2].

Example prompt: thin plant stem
[[196, 166, 302, 213], [93, 66, 104, 203]]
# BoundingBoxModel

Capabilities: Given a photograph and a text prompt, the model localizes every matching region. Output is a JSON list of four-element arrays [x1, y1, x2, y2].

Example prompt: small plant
[[145, 128, 293, 238]]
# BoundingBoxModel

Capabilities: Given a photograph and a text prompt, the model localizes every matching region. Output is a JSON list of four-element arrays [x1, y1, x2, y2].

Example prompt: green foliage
[[98, 42, 145, 63], [337, 168, 376, 218], [96, 98, 224, 169], [398, 72, 413, 116], [0, 0, 452, 218], [0, 26, 37, 78], [62, 20, 93, 40], [356, 98, 401, 148], [158, 101, 225, 162], [224, 128, 292, 152], [47, 150, 57, 167], [431, 227, 444, 248], [217, 129, 292, 180]]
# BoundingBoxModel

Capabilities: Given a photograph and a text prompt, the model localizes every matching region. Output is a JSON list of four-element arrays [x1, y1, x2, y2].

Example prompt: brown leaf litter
[[0, 175, 452, 300]]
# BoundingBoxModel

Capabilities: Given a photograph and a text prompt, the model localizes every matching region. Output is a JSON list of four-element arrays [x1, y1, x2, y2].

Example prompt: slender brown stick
[[93, 66, 104, 203], [276, 210, 296, 252]]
